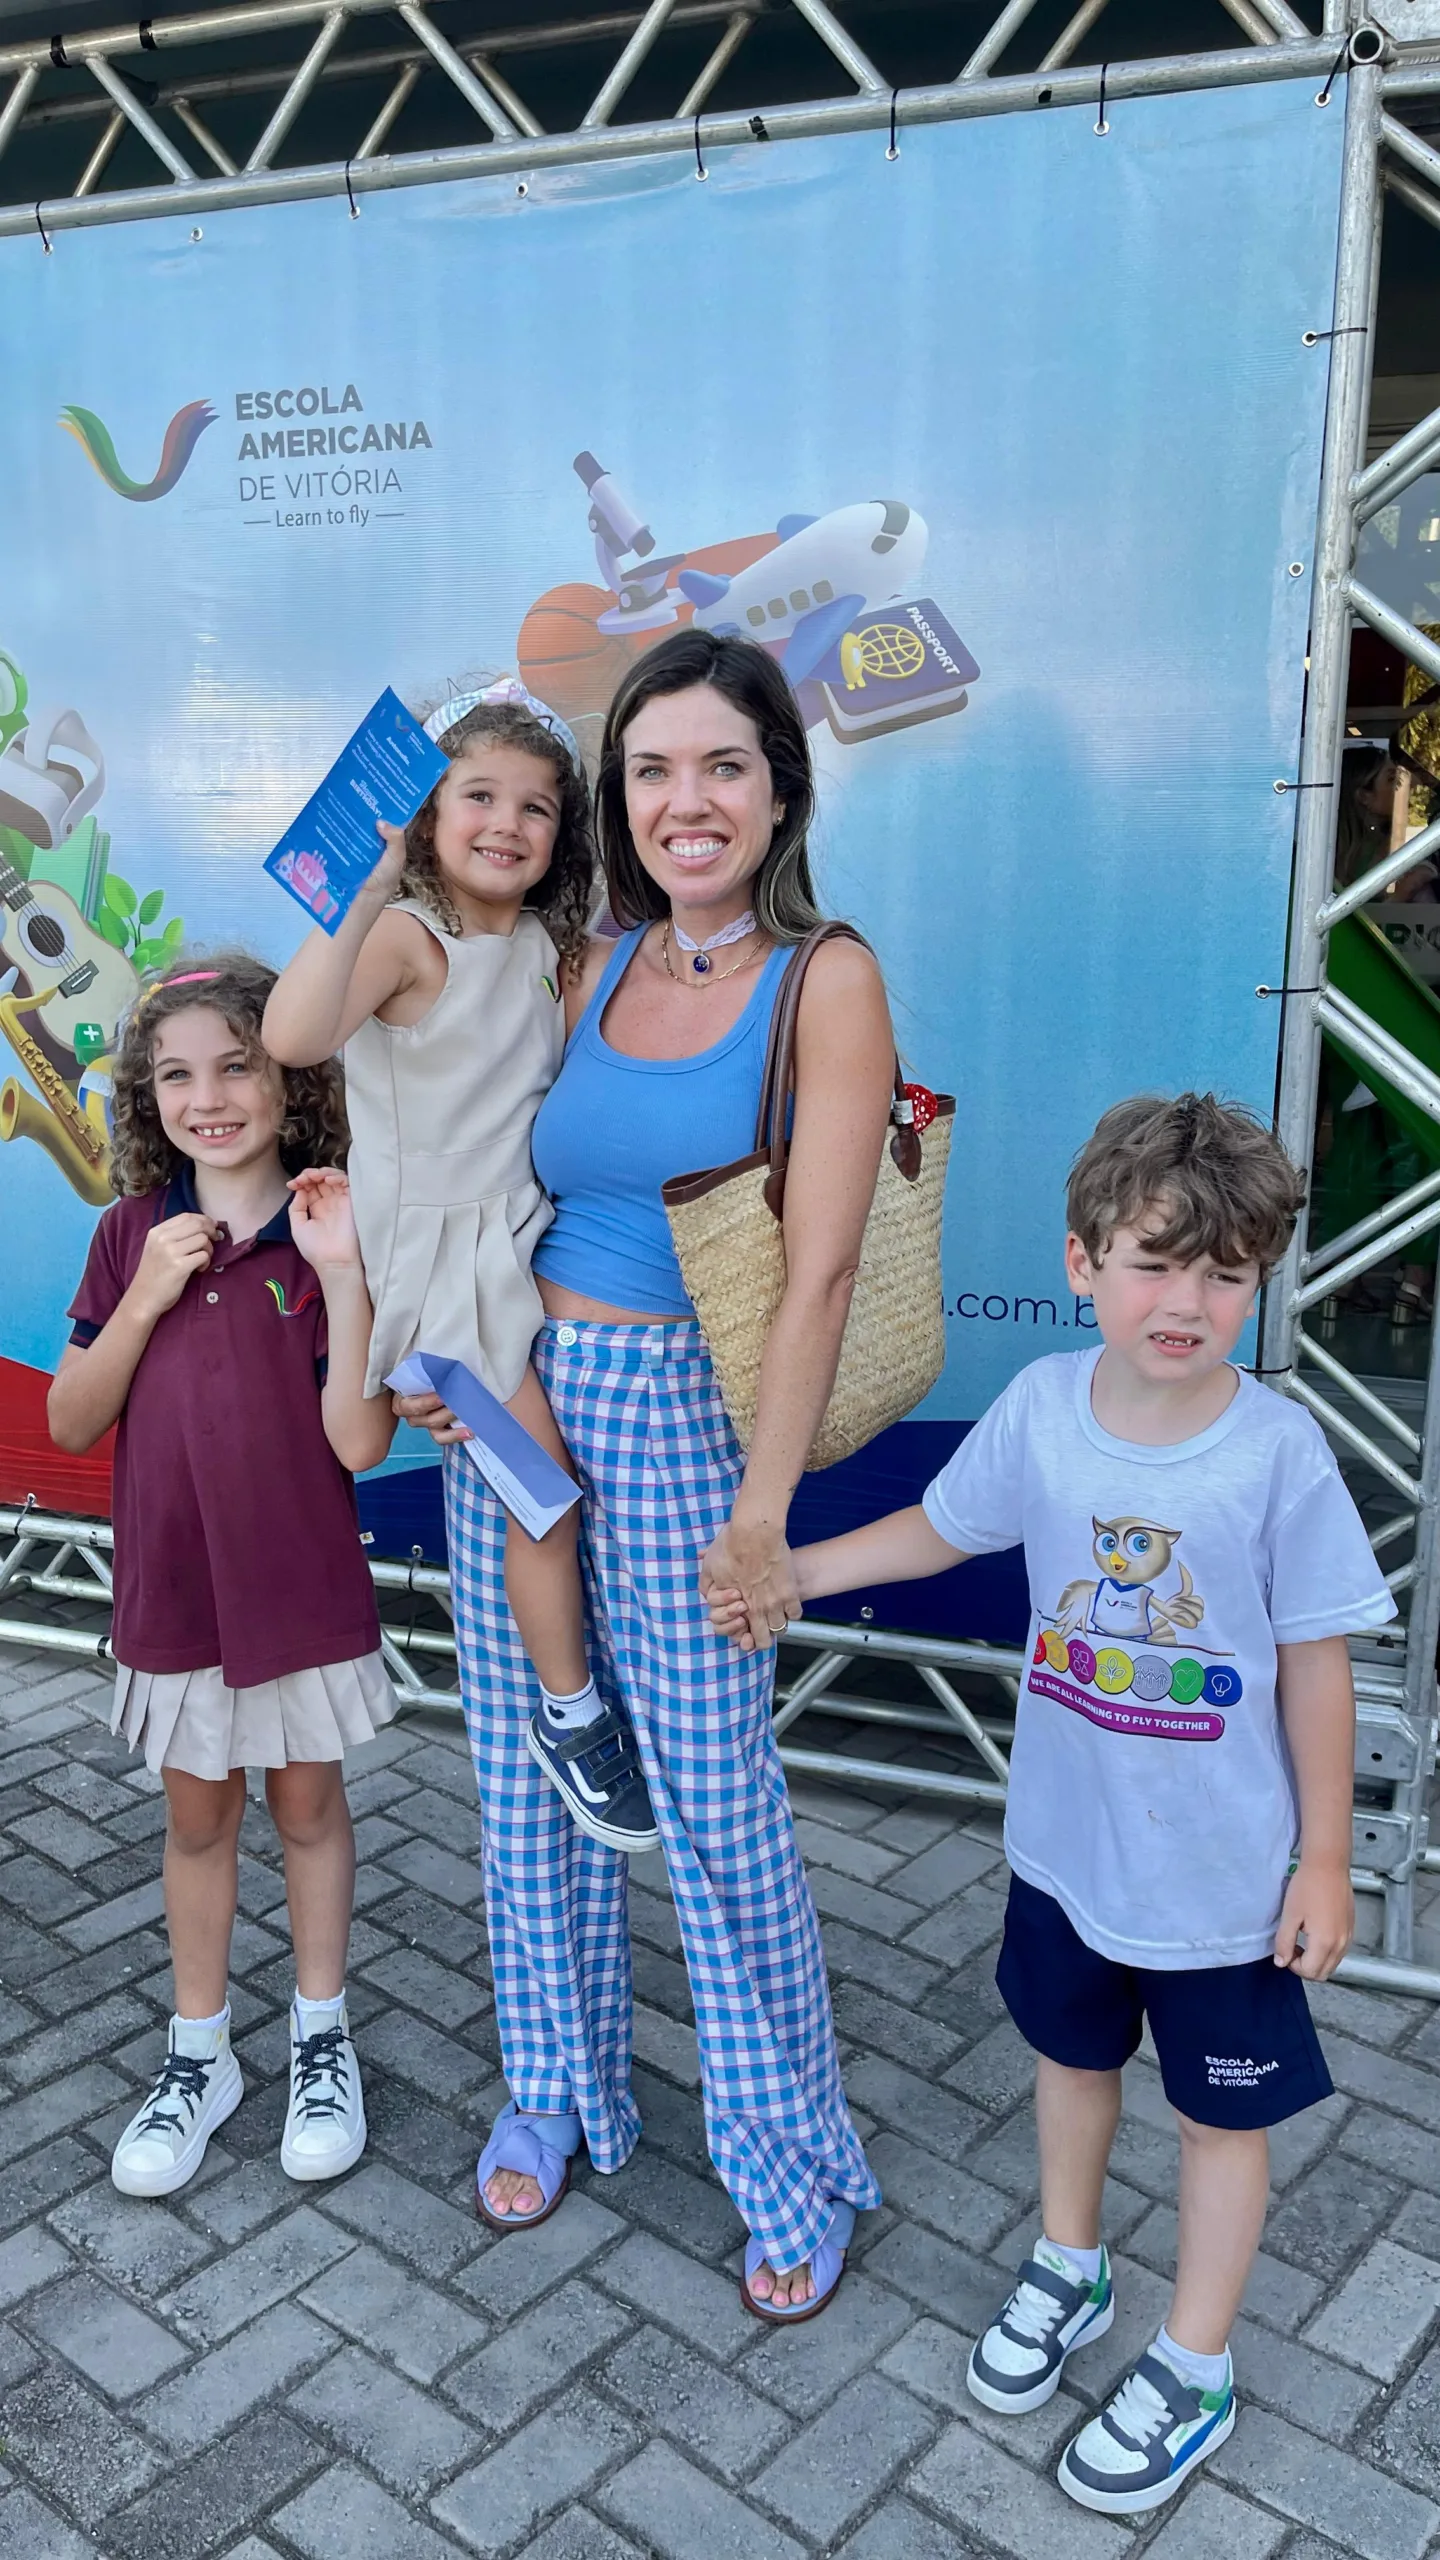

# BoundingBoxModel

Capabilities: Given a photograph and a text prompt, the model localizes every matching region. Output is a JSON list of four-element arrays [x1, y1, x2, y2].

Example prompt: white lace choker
[[671, 911, 756, 976]]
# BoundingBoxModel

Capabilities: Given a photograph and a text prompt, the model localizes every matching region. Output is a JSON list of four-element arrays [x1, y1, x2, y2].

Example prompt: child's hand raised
[[129, 1213, 218, 1319], [705, 1584, 758, 1652], [288, 1168, 362, 1271], [370, 821, 410, 900], [1274, 1857, 1353, 1981]]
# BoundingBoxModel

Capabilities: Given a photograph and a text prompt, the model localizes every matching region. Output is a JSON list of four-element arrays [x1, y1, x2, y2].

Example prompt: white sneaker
[[111, 2015, 243, 2197], [1058, 2348, 1236, 2514], [967, 2244, 1114, 2413], [280, 2000, 366, 2181]]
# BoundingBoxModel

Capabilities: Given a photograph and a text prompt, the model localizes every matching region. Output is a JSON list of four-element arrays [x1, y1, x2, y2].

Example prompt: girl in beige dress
[[264, 684, 658, 1856]]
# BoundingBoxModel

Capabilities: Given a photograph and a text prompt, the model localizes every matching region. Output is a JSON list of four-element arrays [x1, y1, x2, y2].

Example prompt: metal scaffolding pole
[[1255, 38, 1440, 1965], [0, 36, 1340, 236]]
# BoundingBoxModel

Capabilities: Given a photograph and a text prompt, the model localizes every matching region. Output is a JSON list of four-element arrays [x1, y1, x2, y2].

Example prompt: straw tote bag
[[661, 923, 954, 1471]]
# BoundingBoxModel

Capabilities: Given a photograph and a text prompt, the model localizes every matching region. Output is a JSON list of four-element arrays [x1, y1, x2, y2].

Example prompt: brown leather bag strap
[[752, 922, 863, 1162], [754, 922, 922, 1211]]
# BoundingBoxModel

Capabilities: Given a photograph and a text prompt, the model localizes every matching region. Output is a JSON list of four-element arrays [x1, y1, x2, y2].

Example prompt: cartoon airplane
[[677, 500, 931, 683]]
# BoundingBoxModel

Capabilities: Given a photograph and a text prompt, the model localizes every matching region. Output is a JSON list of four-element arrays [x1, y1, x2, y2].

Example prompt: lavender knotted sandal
[[475, 2100, 583, 2233], [741, 2201, 856, 2324]]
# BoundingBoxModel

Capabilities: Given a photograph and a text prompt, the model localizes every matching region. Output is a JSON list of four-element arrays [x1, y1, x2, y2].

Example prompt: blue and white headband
[[423, 676, 580, 771]]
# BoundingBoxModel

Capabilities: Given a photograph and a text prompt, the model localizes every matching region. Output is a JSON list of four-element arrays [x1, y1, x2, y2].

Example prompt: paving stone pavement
[[5, 1642, 1440, 2559]]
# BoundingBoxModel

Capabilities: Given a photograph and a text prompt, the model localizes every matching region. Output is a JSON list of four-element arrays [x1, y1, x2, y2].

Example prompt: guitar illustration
[[0, 854, 137, 1068]]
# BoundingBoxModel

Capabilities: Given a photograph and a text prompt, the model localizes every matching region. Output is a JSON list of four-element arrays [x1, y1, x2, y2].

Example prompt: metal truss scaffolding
[[6, 2, 1440, 1997]]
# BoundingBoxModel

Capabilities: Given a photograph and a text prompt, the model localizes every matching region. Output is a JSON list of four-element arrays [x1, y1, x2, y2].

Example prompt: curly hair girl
[[110, 951, 347, 1198], [400, 699, 595, 965]]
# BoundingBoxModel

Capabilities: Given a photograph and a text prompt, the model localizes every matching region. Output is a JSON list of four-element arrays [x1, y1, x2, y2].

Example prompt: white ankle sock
[[294, 1989, 346, 2036], [1155, 2325, 1230, 2392], [540, 1677, 599, 1730], [171, 2004, 230, 2054], [1038, 2233, 1103, 2284]]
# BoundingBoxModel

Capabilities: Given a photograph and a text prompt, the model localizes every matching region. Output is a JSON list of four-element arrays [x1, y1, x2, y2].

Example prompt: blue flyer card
[[263, 687, 448, 934], [385, 1352, 581, 1540]]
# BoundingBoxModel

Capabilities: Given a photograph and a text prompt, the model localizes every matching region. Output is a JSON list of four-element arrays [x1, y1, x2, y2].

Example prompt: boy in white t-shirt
[[710, 1093, 1395, 2518]]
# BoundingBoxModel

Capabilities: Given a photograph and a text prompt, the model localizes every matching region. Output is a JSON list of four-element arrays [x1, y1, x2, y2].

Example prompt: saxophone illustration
[[0, 986, 112, 1205]]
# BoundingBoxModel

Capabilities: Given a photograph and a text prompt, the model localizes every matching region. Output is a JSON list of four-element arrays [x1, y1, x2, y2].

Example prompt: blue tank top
[[532, 928, 794, 1316]]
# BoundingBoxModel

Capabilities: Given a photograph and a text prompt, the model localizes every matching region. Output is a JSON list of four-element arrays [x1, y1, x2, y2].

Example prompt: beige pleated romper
[[345, 901, 566, 1400]]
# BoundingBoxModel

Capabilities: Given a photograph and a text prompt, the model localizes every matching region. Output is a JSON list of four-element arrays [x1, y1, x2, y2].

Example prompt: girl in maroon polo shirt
[[50, 954, 398, 2200]]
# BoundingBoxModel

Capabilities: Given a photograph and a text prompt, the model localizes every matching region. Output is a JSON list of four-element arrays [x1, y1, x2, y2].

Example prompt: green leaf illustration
[[97, 908, 130, 950], [162, 916, 185, 949], [138, 890, 164, 925], [132, 937, 170, 970], [103, 875, 137, 918]]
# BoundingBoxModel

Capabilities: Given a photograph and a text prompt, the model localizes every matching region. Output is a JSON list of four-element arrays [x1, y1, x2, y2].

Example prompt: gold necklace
[[661, 923, 766, 985]]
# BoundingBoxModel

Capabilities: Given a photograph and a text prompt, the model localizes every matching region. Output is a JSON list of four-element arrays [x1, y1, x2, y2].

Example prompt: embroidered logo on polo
[[264, 1279, 320, 1318], [1031, 1513, 1240, 1742], [541, 974, 560, 1002]]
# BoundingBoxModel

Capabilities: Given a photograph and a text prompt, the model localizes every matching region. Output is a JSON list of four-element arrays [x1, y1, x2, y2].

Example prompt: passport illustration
[[818, 598, 980, 743]]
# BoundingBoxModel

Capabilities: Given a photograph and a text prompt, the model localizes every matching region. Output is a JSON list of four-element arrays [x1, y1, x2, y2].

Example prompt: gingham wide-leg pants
[[444, 1316, 880, 2271]]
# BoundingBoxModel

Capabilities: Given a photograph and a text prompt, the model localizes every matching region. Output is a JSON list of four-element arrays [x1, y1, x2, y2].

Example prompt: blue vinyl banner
[[0, 79, 1344, 1585]]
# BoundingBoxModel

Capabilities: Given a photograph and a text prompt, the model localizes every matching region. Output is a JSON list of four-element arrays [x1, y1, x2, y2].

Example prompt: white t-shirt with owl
[[922, 1348, 1396, 1970]]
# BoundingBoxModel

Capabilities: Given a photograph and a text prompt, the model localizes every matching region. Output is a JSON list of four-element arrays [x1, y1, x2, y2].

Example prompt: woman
[[400, 628, 894, 2318]]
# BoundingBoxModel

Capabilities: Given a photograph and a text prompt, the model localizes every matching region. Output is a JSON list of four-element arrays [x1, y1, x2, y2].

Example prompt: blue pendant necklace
[[670, 909, 757, 978]]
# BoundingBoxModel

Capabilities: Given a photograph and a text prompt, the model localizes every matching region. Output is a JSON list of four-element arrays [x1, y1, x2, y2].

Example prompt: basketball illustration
[[516, 584, 645, 722], [516, 538, 784, 727]]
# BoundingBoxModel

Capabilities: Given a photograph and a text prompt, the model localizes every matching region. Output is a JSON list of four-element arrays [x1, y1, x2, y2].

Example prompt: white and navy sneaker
[[527, 1700, 660, 1854], [280, 2001, 367, 2181], [111, 2015, 243, 2197], [1058, 2347, 1236, 2514], [967, 2245, 1114, 2413]]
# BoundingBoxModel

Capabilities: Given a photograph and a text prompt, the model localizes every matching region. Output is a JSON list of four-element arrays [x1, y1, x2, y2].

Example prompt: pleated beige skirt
[[112, 1652, 399, 1781]]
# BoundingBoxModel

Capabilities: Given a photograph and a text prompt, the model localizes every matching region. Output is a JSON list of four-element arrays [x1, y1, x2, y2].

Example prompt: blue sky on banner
[[0, 79, 1342, 1414]]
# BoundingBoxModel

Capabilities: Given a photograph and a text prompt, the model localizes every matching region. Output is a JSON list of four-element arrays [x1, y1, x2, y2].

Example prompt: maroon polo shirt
[[67, 1165, 380, 1687]]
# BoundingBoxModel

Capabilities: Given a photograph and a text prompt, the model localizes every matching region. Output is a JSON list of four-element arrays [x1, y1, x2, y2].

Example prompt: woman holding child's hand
[[398, 629, 891, 2320]]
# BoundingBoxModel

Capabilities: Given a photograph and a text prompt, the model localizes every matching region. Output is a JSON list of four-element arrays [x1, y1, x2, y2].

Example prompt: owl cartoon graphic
[[1051, 1519, 1206, 1647]]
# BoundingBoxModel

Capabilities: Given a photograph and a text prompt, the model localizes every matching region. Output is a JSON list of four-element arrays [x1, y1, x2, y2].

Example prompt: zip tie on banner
[[1316, 43, 1349, 109], [748, 114, 769, 142], [34, 203, 52, 253], [1273, 778, 1336, 793], [693, 113, 707, 181], [138, 18, 157, 48], [1256, 983, 1324, 998], [344, 157, 359, 219], [1303, 325, 1368, 346], [1094, 62, 1109, 138], [49, 33, 68, 66], [887, 87, 900, 161]]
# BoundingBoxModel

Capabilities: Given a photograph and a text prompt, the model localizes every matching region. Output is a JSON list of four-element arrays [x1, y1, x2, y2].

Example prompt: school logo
[[59, 400, 216, 501], [1031, 1516, 1241, 1743], [264, 1279, 319, 1319]]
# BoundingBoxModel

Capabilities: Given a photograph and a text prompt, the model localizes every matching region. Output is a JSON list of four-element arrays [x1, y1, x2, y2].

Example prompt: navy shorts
[[996, 1874, 1334, 2130]]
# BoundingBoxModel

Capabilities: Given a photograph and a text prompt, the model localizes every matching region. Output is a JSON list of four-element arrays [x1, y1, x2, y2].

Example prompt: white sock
[[1038, 2233, 1103, 2284], [539, 1677, 600, 1730], [1154, 2325, 1230, 2392], [294, 1989, 346, 2036], [170, 2004, 229, 2056]]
